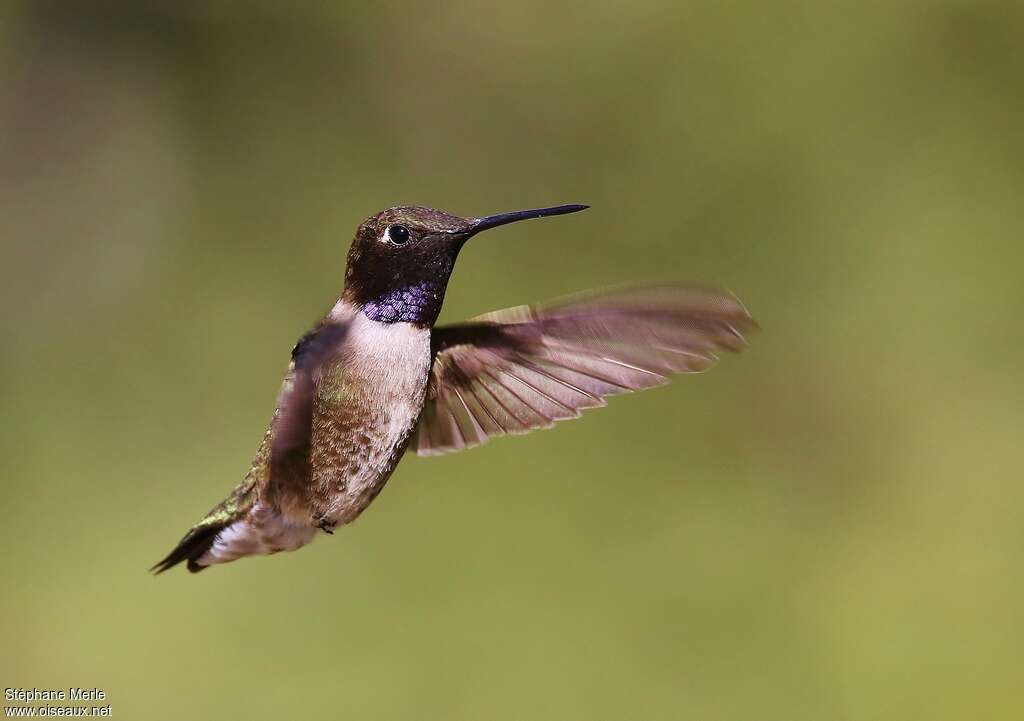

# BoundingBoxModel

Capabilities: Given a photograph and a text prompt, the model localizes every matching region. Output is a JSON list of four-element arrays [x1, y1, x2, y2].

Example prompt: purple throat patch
[[362, 281, 443, 325]]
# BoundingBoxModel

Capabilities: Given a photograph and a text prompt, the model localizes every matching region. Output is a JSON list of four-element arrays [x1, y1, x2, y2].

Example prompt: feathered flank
[[412, 285, 757, 456]]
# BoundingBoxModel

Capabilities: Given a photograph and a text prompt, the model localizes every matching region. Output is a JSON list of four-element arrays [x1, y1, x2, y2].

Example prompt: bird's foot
[[317, 519, 336, 535]]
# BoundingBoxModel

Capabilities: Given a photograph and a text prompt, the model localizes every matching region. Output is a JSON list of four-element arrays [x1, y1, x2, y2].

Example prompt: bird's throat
[[361, 280, 445, 326]]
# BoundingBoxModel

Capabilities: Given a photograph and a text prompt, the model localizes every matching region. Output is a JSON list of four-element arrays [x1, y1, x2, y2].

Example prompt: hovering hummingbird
[[153, 204, 756, 573]]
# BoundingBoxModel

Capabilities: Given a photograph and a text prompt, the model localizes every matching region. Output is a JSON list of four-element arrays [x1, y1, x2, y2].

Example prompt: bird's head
[[342, 204, 588, 326]]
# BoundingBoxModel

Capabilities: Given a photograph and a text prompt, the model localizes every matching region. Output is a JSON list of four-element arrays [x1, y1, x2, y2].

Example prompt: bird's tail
[[153, 479, 259, 574], [151, 521, 228, 574], [152, 504, 320, 574]]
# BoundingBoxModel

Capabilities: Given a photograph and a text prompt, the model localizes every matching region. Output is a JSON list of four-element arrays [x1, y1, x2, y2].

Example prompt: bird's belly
[[324, 398, 422, 523]]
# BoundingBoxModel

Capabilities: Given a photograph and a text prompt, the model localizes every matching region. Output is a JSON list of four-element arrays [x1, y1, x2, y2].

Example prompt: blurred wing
[[153, 320, 350, 573], [411, 285, 757, 456], [268, 322, 350, 485]]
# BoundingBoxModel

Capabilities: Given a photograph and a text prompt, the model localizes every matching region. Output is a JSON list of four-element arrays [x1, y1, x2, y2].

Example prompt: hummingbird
[[153, 204, 756, 573]]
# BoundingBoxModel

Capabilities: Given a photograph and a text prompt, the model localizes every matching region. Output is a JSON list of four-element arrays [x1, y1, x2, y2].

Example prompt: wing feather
[[263, 321, 350, 511], [413, 285, 757, 456]]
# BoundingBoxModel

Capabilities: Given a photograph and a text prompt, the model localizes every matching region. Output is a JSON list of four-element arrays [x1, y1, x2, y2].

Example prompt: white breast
[[343, 312, 432, 400]]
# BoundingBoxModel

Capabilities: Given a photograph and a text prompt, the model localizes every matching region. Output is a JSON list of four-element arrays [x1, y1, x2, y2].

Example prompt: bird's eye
[[386, 225, 410, 245]]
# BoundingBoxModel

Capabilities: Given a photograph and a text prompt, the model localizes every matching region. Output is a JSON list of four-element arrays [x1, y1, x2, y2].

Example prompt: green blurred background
[[2, 1, 1022, 719]]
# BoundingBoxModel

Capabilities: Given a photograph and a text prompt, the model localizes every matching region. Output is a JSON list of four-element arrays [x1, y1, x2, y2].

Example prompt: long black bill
[[470, 204, 589, 233]]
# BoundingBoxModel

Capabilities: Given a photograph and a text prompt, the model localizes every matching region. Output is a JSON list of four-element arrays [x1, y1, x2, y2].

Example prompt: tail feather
[[153, 479, 258, 575], [151, 522, 227, 574]]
